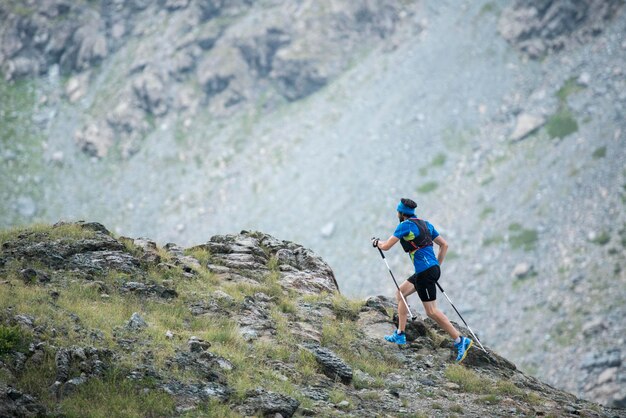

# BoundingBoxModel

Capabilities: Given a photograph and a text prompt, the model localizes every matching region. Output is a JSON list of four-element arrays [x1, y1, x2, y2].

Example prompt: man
[[372, 198, 473, 363]]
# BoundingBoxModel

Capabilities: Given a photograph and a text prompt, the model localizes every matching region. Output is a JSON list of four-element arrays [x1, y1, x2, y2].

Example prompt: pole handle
[[377, 247, 385, 259]]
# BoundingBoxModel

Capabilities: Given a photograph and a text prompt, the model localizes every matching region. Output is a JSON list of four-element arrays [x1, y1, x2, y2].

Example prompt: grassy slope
[[0, 223, 592, 417]]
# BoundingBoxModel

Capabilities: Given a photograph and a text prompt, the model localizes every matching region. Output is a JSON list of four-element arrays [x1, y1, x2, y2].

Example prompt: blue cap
[[397, 201, 415, 216]]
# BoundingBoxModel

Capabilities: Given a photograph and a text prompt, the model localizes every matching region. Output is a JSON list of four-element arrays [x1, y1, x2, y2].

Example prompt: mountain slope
[[0, 221, 621, 417], [1, 0, 625, 408]]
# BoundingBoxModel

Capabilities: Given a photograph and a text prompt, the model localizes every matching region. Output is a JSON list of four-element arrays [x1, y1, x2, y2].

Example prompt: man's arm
[[377, 235, 399, 251], [434, 235, 448, 264]]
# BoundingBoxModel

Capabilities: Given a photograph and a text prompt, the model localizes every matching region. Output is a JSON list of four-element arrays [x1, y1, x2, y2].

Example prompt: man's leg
[[422, 300, 460, 340], [396, 281, 416, 333]]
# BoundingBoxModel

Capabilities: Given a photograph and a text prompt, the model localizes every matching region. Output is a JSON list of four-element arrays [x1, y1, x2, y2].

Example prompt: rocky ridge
[[0, 0, 418, 158], [0, 221, 623, 417]]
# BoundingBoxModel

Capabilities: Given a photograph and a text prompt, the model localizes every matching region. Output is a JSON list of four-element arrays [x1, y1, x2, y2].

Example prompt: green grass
[[546, 108, 578, 139], [592, 146, 607, 159], [59, 370, 175, 418], [509, 228, 538, 251], [417, 181, 439, 194], [590, 231, 610, 246], [555, 77, 585, 104], [431, 153, 447, 167], [482, 234, 504, 246], [494, 380, 524, 396], [445, 365, 540, 405], [619, 225, 626, 248], [477, 394, 500, 404], [184, 246, 212, 266], [449, 404, 463, 413], [444, 365, 491, 393], [179, 400, 241, 418], [0, 223, 98, 246], [15, 347, 56, 405], [508, 223, 522, 232], [0, 325, 30, 356], [479, 2, 496, 15], [479, 207, 495, 220], [329, 387, 350, 407], [330, 293, 364, 320]]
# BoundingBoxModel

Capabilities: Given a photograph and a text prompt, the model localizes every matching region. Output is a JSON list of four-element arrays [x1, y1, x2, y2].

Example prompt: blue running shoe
[[454, 336, 473, 363], [384, 330, 406, 345]]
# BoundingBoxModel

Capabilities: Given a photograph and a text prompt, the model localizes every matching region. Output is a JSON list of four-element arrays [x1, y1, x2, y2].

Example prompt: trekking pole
[[376, 247, 414, 321], [435, 282, 487, 353]]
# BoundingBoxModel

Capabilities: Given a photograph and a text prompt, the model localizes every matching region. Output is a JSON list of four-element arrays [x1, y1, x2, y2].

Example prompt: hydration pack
[[399, 218, 433, 253]]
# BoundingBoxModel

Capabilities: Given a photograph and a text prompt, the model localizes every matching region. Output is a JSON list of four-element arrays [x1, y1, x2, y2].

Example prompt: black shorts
[[408, 265, 440, 302]]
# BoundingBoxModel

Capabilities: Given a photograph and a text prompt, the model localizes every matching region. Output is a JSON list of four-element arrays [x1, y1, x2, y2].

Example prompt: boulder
[[510, 113, 545, 141], [511, 262, 535, 279], [65, 73, 90, 103], [163, 0, 190, 11], [240, 388, 300, 418], [196, 45, 246, 97], [270, 57, 328, 101], [74, 122, 115, 158], [303, 344, 353, 384], [126, 312, 148, 330], [133, 70, 169, 116], [107, 99, 149, 136], [0, 385, 46, 417], [188, 336, 211, 352]]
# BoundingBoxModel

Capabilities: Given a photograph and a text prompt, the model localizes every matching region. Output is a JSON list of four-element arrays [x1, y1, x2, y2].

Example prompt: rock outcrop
[[0, 0, 418, 158], [499, 0, 625, 58], [0, 222, 620, 417]]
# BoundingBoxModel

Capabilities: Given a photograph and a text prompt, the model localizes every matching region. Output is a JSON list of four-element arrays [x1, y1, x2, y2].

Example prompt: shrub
[[509, 228, 538, 251], [444, 364, 491, 393], [590, 231, 610, 246], [479, 207, 495, 220], [0, 223, 97, 246], [184, 247, 212, 267], [417, 181, 438, 194], [330, 294, 363, 320], [0, 325, 27, 355], [431, 153, 447, 167], [450, 404, 464, 413], [555, 77, 585, 103], [592, 146, 607, 159], [59, 371, 175, 418], [546, 109, 578, 139]]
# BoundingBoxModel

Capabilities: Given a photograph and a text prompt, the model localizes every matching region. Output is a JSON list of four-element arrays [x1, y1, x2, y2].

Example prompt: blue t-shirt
[[393, 219, 440, 273]]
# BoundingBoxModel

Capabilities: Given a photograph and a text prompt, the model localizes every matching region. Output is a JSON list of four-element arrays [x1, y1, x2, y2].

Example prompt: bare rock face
[[499, 0, 625, 58], [239, 388, 300, 418], [0, 221, 140, 273], [580, 349, 626, 408], [0, 384, 46, 417], [132, 70, 169, 116], [74, 122, 115, 158], [195, 231, 339, 294], [0, 0, 417, 157], [0, 1, 109, 80]]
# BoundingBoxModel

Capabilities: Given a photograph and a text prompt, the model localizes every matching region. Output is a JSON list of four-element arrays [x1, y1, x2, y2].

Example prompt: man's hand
[[371, 237, 380, 248]]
